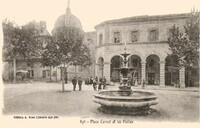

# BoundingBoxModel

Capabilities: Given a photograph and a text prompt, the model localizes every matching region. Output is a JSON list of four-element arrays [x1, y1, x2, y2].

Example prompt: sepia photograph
[[0, 0, 200, 127]]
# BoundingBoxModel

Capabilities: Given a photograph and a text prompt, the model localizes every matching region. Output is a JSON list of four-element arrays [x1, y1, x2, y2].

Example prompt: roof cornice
[[95, 13, 190, 29]]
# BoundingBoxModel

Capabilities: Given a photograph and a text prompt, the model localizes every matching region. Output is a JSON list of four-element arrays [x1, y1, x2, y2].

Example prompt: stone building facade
[[2, 7, 199, 87], [93, 13, 199, 87]]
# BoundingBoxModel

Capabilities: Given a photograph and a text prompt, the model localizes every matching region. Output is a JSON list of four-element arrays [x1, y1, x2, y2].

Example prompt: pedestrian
[[113, 76, 116, 86], [85, 77, 88, 85], [90, 77, 93, 85], [93, 78, 97, 91], [65, 75, 68, 83], [95, 76, 98, 84], [72, 77, 77, 91], [102, 76, 106, 89], [98, 77, 102, 91], [135, 77, 138, 86], [78, 77, 82, 91], [142, 79, 146, 89]]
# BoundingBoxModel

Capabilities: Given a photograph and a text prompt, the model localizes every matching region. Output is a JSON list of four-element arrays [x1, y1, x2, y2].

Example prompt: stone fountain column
[[141, 61, 146, 85], [103, 62, 111, 83]]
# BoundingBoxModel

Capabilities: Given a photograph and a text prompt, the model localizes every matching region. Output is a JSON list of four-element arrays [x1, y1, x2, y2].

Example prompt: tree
[[168, 9, 199, 67], [38, 35, 60, 82], [2, 19, 45, 83], [168, 9, 199, 86], [52, 27, 92, 92]]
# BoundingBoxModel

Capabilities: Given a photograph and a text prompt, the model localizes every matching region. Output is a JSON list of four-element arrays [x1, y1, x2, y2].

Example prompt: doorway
[[148, 73, 155, 85]]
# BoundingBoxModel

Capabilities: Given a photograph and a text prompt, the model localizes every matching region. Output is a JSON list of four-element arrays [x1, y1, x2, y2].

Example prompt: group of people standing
[[85, 76, 107, 91], [72, 77, 83, 91], [71, 76, 107, 91]]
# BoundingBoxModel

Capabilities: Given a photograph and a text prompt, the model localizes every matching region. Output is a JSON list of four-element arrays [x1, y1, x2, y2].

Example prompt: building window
[[53, 71, 57, 77], [42, 70, 46, 78], [28, 70, 34, 78], [99, 34, 103, 45], [114, 32, 120, 43], [46, 70, 50, 77], [131, 31, 139, 42], [42, 70, 50, 78], [149, 29, 158, 42]]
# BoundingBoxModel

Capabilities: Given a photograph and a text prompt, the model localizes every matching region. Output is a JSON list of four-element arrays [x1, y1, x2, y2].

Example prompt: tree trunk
[[75, 65, 77, 77], [61, 61, 72, 93], [49, 66, 52, 83], [56, 66, 58, 82], [13, 58, 16, 83], [62, 64, 65, 93]]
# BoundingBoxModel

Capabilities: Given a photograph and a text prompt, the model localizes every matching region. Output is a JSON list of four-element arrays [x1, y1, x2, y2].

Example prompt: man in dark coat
[[89, 77, 93, 85], [78, 77, 83, 91], [72, 77, 77, 91], [102, 76, 107, 89], [98, 77, 102, 91], [92, 78, 97, 91], [142, 79, 146, 89], [85, 77, 88, 85]]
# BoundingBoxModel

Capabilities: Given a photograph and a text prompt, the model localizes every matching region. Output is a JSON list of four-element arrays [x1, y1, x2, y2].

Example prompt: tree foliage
[[38, 35, 60, 68], [2, 19, 45, 62], [168, 9, 199, 67], [52, 27, 92, 67]]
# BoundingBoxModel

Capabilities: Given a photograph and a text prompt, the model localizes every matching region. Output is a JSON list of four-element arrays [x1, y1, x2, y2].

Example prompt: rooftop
[[95, 13, 190, 29]]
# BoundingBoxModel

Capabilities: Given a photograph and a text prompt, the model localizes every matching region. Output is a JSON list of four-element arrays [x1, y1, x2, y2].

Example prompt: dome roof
[[54, 7, 82, 29]]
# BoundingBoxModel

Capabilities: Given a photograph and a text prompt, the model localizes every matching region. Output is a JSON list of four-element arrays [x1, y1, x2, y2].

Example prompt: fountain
[[93, 42, 158, 115]]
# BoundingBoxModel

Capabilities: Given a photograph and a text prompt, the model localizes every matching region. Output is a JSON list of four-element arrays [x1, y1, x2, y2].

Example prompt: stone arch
[[185, 66, 199, 87], [97, 57, 104, 77], [165, 55, 179, 86], [146, 54, 160, 85], [128, 55, 142, 84], [127, 51, 145, 61], [110, 55, 123, 82], [144, 52, 165, 62]]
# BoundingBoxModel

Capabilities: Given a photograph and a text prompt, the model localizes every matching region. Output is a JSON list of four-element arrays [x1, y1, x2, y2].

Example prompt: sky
[[1, 0, 200, 33]]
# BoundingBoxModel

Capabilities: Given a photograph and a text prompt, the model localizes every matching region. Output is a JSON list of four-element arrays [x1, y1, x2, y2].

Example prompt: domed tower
[[52, 1, 82, 35]]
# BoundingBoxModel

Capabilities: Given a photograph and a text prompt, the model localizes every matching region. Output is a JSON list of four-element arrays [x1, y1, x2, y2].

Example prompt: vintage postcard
[[0, 0, 199, 128]]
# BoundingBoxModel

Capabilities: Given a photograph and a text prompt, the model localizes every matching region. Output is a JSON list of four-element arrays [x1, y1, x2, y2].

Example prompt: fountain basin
[[93, 90, 158, 109]]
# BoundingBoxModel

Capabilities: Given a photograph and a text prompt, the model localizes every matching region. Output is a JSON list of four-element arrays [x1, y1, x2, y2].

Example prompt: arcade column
[[160, 61, 165, 87], [141, 61, 146, 85], [103, 62, 111, 83], [179, 67, 185, 88], [95, 63, 99, 77]]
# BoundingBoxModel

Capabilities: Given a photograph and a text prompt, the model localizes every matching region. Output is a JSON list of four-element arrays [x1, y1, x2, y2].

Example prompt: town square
[[3, 82, 199, 121], [1, 0, 199, 126]]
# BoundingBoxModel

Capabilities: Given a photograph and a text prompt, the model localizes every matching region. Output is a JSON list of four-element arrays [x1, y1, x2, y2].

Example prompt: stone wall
[[94, 13, 189, 85]]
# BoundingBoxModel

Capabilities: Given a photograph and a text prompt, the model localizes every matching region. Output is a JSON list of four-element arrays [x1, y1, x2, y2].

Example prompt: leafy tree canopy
[[2, 19, 46, 62], [51, 27, 92, 67], [168, 9, 199, 67]]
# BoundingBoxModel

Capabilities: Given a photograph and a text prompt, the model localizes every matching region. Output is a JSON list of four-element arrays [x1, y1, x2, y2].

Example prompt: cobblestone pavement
[[2, 82, 200, 122]]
